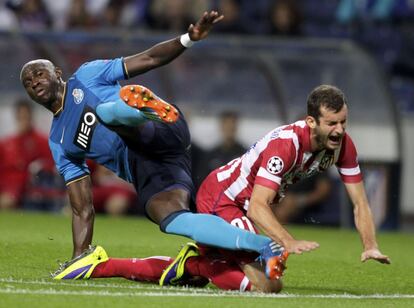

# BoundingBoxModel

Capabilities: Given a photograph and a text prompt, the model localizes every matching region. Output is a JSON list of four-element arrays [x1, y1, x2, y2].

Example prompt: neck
[[50, 81, 66, 114], [309, 129, 323, 152]]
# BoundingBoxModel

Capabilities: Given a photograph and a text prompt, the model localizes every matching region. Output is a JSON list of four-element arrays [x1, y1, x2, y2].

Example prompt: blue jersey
[[49, 58, 132, 185]]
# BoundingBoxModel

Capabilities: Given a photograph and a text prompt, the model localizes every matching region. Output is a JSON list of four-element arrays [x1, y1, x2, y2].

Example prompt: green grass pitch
[[0, 211, 413, 307]]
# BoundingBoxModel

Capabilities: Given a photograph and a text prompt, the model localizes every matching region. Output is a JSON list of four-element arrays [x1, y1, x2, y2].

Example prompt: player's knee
[[147, 189, 190, 224], [252, 279, 283, 293]]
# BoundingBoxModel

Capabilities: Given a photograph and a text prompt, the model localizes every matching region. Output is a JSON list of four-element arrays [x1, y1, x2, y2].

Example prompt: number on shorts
[[230, 216, 256, 233]]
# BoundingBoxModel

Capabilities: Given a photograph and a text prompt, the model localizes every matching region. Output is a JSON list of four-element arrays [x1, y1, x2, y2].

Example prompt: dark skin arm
[[67, 176, 95, 258], [124, 11, 223, 78]]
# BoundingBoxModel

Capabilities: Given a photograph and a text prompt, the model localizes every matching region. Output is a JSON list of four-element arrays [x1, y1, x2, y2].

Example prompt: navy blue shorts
[[119, 107, 196, 211]]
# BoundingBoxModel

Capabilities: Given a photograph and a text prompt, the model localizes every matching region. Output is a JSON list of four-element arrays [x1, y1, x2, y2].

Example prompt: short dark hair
[[307, 85, 347, 123]]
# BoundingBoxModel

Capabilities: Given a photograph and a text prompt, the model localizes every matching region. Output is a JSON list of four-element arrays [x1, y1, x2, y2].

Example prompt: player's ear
[[306, 115, 317, 129], [55, 67, 63, 79]]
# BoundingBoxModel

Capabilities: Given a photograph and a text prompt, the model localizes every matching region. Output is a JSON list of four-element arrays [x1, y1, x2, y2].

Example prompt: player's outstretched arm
[[344, 181, 391, 264], [248, 184, 319, 254], [124, 11, 223, 78], [67, 176, 95, 258]]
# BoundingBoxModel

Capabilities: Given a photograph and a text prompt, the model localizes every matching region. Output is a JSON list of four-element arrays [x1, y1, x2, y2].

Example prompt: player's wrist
[[180, 33, 195, 48], [280, 236, 296, 248], [364, 246, 379, 252]]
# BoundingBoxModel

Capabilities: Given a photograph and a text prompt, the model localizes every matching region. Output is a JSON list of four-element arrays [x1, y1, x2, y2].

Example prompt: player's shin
[[92, 256, 173, 282], [161, 211, 271, 253], [96, 101, 147, 126]]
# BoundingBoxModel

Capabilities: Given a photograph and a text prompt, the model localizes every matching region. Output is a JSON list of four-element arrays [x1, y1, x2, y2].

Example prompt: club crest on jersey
[[320, 151, 335, 170], [73, 106, 97, 151], [267, 156, 284, 175], [72, 88, 84, 104]]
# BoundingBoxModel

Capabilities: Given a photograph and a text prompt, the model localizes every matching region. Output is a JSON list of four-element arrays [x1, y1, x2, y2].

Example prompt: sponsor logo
[[266, 156, 284, 175], [72, 88, 84, 104], [73, 106, 97, 151]]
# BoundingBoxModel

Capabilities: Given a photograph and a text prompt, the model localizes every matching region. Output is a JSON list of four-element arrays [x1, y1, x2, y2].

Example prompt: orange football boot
[[266, 250, 289, 280], [119, 85, 179, 123]]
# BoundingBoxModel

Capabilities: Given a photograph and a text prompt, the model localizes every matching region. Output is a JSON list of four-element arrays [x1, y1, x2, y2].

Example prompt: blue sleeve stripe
[[65, 173, 89, 186]]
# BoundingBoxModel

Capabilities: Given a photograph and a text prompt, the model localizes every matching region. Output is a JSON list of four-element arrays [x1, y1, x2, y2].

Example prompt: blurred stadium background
[[0, 0, 413, 231]]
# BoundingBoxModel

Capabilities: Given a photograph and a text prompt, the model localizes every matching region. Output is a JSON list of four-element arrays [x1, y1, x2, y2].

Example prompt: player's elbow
[[246, 202, 260, 223], [246, 205, 255, 221]]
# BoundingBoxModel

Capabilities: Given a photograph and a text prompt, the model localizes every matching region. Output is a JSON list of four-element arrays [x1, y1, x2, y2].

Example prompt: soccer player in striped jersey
[[196, 84, 390, 262], [160, 85, 390, 290]]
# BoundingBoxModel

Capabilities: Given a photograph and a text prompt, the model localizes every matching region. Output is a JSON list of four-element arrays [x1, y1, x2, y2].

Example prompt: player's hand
[[284, 239, 319, 254], [188, 11, 224, 41], [361, 249, 391, 264]]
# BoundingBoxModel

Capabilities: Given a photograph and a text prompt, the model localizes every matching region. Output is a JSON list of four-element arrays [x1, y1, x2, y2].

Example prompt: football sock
[[162, 211, 272, 253], [96, 101, 147, 126], [185, 256, 251, 291], [91, 256, 172, 282]]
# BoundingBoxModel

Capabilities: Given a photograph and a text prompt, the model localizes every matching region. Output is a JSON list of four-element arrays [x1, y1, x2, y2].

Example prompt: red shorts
[[196, 171, 258, 265]]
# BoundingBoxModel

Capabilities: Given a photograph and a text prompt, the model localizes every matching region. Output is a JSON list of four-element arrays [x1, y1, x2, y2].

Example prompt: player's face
[[21, 63, 61, 107], [313, 104, 348, 151]]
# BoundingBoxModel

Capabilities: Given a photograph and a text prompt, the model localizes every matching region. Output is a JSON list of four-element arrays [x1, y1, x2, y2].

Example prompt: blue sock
[[96, 100, 147, 126], [162, 211, 271, 253]]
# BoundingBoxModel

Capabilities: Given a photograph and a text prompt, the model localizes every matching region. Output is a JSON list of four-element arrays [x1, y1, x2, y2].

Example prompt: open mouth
[[328, 135, 342, 143]]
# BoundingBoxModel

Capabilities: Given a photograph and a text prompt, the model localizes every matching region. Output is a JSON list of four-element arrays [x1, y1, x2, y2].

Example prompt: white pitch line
[[0, 277, 215, 293], [0, 287, 414, 299]]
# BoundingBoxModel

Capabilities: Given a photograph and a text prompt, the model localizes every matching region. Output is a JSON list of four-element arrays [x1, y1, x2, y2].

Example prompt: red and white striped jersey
[[213, 120, 363, 207]]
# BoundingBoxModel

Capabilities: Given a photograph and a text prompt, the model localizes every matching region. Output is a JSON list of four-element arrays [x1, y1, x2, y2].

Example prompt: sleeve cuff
[[122, 58, 130, 80], [340, 174, 363, 184], [255, 177, 280, 191]]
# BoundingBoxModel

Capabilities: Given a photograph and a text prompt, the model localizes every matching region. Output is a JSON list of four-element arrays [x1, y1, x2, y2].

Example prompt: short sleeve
[[75, 58, 128, 85], [336, 134, 363, 183], [49, 141, 90, 185], [254, 138, 296, 191]]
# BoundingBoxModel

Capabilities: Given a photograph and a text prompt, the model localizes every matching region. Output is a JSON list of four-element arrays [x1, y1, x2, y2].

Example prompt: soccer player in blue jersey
[[20, 11, 311, 280]]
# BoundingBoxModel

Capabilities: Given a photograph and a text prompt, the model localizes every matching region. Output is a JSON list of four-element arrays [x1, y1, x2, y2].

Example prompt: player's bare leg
[[145, 189, 190, 224]]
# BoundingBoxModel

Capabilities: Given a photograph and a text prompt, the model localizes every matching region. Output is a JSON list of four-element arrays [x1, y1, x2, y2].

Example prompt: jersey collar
[[53, 83, 67, 117], [301, 123, 312, 152]]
